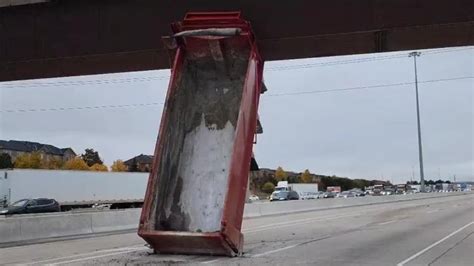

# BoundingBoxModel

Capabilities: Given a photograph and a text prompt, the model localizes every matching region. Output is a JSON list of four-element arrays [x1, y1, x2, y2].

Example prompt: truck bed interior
[[150, 38, 251, 233]]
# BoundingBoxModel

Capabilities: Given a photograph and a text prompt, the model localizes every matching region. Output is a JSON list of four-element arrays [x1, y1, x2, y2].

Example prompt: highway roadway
[[1, 193, 473, 265]]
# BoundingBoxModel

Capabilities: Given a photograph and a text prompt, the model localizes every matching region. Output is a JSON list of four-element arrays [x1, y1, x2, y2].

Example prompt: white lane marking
[[201, 258, 223, 264], [201, 214, 360, 263], [243, 214, 351, 234], [397, 221, 474, 266], [48, 247, 148, 265], [244, 214, 355, 234], [23, 245, 145, 265], [378, 220, 397, 225], [24, 196, 463, 264], [201, 213, 364, 264], [427, 209, 440, 214], [24, 210, 373, 265], [252, 244, 299, 258], [243, 206, 386, 234], [201, 213, 360, 264]]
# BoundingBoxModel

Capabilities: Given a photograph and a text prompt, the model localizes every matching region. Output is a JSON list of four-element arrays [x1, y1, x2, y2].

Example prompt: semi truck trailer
[[0, 169, 148, 210]]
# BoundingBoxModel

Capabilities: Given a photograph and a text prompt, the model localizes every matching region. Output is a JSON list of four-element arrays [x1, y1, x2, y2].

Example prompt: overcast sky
[[0, 47, 472, 184]]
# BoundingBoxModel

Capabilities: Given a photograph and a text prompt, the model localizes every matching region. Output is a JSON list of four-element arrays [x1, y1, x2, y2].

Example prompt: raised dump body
[[138, 12, 263, 256]]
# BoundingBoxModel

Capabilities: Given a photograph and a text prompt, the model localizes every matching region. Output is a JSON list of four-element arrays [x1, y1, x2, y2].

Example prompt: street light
[[409, 51, 425, 192]]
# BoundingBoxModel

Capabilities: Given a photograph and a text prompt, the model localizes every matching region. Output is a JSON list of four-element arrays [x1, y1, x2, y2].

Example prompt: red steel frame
[[138, 12, 264, 256]]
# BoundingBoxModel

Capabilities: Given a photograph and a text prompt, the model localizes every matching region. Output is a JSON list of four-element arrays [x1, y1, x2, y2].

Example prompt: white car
[[300, 192, 316, 200], [315, 191, 325, 199], [249, 195, 259, 201]]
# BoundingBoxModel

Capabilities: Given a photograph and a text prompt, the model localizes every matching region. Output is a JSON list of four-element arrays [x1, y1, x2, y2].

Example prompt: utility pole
[[409, 51, 425, 192]]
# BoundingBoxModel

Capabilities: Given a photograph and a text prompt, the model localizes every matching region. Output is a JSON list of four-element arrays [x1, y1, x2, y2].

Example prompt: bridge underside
[[0, 0, 472, 81]]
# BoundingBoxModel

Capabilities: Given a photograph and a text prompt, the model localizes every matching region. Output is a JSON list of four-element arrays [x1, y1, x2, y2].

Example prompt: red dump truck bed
[[138, 12, 264, 256]]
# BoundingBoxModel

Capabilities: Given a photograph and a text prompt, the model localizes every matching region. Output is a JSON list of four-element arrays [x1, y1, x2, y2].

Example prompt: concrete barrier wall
[[0, 209, 141, 245], [91, 209, 141, 233], [245, 192, 471, 218], [19, 213, 92, 240], [0, 219, 22, 243], [0, 192, 470, 245]]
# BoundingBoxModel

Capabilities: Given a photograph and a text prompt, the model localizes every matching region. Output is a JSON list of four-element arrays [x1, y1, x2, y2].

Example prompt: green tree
[[288, 175, 301, 183], [353, 179, 368, 189], [111, 160, 127, 172], [14, 152, 42, 169], [426, 179, 435, 185], [261, 182, 275, 193], [300, 169, 312, 183], [275, 166, 288, 181], [0, 153, 13, 169], [63, 157, 90, 171], [90, 163, 108, 172], [81, 149, 103, 167]]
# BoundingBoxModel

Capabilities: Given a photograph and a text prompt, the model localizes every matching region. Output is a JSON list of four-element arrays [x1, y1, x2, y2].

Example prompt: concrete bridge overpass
[[0, 0, 472, 81]]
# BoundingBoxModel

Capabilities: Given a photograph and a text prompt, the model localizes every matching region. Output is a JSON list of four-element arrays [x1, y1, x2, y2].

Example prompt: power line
[[1, 47, 471, 89], [422, 46, 474, 55], [0, 102, 163, 113], [265, 46, 474, 72], [267, 82, 413, 96], [2, 76, 471, 113], [0, 76, 170, 89], [265, 76, 473, 97], [265, 54, 408, 71]]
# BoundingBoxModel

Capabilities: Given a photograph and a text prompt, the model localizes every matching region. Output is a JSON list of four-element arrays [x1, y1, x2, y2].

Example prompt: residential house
[[0, 140, 76, 163], [124, 154, 153, 172]]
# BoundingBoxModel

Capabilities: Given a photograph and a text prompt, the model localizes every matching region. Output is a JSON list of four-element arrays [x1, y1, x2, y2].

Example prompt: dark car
[[270, 191, 299, 201], [323, 192, 337, 198], [349, 189, 365, 197], [0, 198, 60, 215]]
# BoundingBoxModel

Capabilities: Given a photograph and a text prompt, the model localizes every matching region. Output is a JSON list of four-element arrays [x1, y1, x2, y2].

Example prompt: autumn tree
[[81, 149, 103, 167], [63, 157, 90, 171], [301, 169, 312, 183], [275, 166, 288, 181], [111, 160, 127, 172], [0, 153, 13, 169], [14, 152, 42, 169], [90, 163, 108, 172], [261, 182, 275, 193], [41, 157, 64, 169]]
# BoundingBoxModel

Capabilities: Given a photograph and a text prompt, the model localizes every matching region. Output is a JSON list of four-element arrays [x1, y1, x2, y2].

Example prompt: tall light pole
[[409, 51, 425, 192]]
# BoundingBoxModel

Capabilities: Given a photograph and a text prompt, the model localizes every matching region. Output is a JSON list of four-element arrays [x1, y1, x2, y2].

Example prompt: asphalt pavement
[[1, 193, 472, 265]]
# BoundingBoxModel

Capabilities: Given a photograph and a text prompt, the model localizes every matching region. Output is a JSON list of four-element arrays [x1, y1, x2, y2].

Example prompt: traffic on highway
[[249, 181, 472, 203], [1, 171, 471, 217], [1, 192, 472, 265]]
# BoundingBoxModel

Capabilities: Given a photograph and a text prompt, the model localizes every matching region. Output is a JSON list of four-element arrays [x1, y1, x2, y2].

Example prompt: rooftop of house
[[124, 154, 154, 165], [0, 140, 76, 156]]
